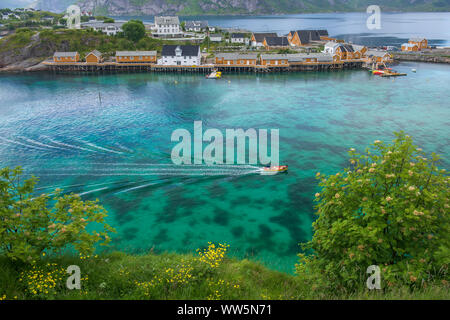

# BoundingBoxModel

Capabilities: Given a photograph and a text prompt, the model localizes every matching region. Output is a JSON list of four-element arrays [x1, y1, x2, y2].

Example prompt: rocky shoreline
[[393, 52, 450, 64]]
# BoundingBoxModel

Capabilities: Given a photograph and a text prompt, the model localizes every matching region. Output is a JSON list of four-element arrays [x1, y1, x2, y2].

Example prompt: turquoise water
[[119, 12, 450, 47], [0, 62, 449, 273]]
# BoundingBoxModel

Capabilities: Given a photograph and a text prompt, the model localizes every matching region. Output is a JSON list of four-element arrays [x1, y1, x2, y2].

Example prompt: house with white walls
[[159, 45, 201, 66]]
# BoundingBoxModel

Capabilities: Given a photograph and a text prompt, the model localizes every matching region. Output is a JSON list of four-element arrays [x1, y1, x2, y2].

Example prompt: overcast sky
[[0, 0, 35, 9]]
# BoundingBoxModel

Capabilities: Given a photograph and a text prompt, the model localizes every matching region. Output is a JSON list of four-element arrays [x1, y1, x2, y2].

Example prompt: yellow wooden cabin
[[352, 45, 368, 58], [115, 51, 157, 63], [85, 50, 103, 63], [53, 52, 80, 63], [288, 30, 321, 46], [335, 44, 355, 60], [408, 37, 428, 50], [401, 43, 419, 52], [259, 54, 289, 66], [367, 50, 393, 64], [287, 53, 334, 65], [215, 53, 258, 66]]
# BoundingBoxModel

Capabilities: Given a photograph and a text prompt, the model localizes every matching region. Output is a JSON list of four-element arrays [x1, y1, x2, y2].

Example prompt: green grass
[[0, 28, 222, 61], [0, 28, 170, 60], [0, 251, 448, 300], [0, 29, 35, 54]]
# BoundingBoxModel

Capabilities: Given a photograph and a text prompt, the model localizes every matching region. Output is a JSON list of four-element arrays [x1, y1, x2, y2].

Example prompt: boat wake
[[0, 135, 134, 156], [31, 163, 261, 177]]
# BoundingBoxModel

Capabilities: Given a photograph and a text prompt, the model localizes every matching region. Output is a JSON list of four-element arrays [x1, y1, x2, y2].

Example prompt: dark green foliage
[[122, 20, 146, 43]]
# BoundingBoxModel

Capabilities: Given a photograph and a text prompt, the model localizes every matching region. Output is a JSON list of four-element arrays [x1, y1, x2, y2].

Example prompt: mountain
[[29, 0, 76, 12], [28, 0, 450, 15]]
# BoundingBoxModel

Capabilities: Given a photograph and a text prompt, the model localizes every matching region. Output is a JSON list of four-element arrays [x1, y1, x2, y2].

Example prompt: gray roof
[[162, 45, 199, 57], [216, 53, 258, 60], [287, 53, 333, 62], [155, 16, 180, 25], [264, 36, 289, 46], [185, 20, 208, 28], [81, 21, 125, 29], [252, 32, 277, 42], [308, 53, 334, 61], [291, 30, 321, 44], [88, 50, 102, 57], [260, 54, 289, 60], [352, 44, 367, 51], [231, 33, 246, 38], [116, 51, 157, 56], [54, 52, 78, 57], [367, 50, 390, 57]]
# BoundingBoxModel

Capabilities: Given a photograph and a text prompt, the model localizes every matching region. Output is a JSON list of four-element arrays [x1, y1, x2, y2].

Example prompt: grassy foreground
[[0, 249, 448, 300]]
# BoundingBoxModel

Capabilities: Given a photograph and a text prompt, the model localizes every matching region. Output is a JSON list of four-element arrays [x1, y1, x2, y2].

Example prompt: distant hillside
[[29, 0, 75, 12], [28, 0, 450, 14]]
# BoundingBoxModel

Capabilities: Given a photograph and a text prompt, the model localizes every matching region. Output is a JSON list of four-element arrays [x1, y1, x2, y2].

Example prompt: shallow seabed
[[0, 61, 449, 273]]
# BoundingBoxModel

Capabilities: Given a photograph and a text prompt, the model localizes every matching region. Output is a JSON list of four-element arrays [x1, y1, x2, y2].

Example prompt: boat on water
[[206, 70, 222, 79], [380, 71, 407, 77], [371, 67, 406, 77], [260, 165, 288, 175], [371, 67, 391, 75]]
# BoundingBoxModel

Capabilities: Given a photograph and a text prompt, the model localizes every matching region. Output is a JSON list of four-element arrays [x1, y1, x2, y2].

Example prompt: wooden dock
[[43, 60, 365, 74], [43, 61, 214, 74]]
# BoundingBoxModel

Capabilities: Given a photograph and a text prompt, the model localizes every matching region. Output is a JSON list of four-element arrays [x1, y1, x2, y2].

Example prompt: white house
[[159, 45, 201, 66], [81, 21, 124, 36], [154, 16, 181, 37], [231, 33, 246, 44], [184, 20, 208, 32], [210, 34, 222, 42], [2, 13, 19, 20], [323, 41, 340, 54]]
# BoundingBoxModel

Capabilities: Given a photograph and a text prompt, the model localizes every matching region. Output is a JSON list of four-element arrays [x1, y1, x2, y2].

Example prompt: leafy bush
[[122, 20, 146, 43], [0, 167, 115, 263], [297, 132, 449, 291]]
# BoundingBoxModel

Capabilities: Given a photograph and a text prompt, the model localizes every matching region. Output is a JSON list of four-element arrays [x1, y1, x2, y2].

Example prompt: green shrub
[[0, 167, 115, 263], [297, 132, 449, 291], [122, 20, 146, 43]]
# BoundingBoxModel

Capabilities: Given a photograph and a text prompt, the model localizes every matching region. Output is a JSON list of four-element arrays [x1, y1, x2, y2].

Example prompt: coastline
[[1, 58, 449, 74], [392, 52, 450, 64]]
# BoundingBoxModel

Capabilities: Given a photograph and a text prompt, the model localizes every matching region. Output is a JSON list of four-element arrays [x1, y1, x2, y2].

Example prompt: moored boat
[[206, 70, 222, 79]]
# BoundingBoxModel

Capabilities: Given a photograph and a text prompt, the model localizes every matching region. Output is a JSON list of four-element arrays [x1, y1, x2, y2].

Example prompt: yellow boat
[[380, 71, 407, 77], [206, 70, 222, 79]]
